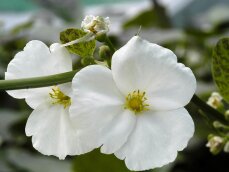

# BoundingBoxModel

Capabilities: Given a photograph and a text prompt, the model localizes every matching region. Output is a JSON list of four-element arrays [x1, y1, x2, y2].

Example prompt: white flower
[[207, 92, 223, 109], [81, 15, 110, 35], [70, 36, 196, 171], [5, 40, 95, 159]]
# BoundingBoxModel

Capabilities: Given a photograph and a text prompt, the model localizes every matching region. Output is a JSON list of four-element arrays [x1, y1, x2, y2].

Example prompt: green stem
[[104, 35, 116, 53], [191, 94, 225, 122], [0, 70, 78, 91], [0, 71, 226, 122]]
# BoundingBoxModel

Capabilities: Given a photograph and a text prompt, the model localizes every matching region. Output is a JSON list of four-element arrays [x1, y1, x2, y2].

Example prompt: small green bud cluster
[[206, 92, 229, 155]]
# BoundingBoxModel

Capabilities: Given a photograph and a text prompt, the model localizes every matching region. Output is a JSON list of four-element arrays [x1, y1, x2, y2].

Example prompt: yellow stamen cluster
[[124, 90, 149, 114], [49, 86, 71, 108]]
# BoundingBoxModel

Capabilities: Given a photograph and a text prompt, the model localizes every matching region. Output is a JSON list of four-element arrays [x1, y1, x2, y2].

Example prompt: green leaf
[[72, 149, 131, 172], [212, 38, 229, 103], [60, 28, 96, 58]]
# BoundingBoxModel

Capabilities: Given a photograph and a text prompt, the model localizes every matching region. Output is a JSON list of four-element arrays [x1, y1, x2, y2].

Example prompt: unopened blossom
[[225, 110, 229, 116], [5, 41, 95, 159], [206, 136, 224, 155], [224, 141, 229, 153], [225, 110, 229, 120], [207, 92, 223, 109], [70, 36, 196, 171], [81, 15, 110, 35], [62, 15, 110, 47]]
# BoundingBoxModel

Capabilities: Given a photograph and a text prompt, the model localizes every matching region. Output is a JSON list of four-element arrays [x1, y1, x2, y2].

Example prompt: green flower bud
[[225, 110, 229, 121], [224, 141, 229, 153], [206, 135, 225, 155], [81, 57, 95, 66], [99, 45, 112, 60], [213, 121, 229, 132]]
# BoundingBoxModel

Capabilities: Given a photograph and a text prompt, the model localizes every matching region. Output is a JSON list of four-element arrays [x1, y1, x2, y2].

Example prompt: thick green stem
[[0, 70, 225, 122], [0, 70, 78, 91], [191, 94, 225, 121]]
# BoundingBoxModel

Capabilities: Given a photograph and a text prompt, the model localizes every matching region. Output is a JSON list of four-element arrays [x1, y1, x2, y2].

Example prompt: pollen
[[49, 86, 71, 108], [124, 90, 149, 114]]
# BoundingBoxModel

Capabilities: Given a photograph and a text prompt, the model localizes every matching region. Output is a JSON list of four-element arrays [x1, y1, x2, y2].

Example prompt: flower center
[[124, 90, 149, 114], [88, 21, 98, 34], [49, 86, 71, 108]]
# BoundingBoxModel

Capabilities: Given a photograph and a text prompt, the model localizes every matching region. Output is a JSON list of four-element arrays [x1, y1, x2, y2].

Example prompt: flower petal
[[112, 36, 196, 110], [71, 65, 124, 107], [146, 62, 196, 110], [115, 108, 194, 171], [58, 83, 73, 97], [25, 102, 94, 159], [49, 43, 72, 73], [5, 40, 72, 108], [100, 109, 136, 154], [112, 36, 177, 94], [70, 65, 136, 153], [24, 87, 51, 109]]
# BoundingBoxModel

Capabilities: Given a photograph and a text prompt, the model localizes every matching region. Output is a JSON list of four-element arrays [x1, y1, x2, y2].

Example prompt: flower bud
[[225, 110, 229, 121], [99, 45, 111, 60], [81, 15, 110, 35], [206, 135, 224, 155], [224, 141, 229, 153], [207, 92, 223, 109], [213, 121, 229, 132], [81, 56, 95, 66]]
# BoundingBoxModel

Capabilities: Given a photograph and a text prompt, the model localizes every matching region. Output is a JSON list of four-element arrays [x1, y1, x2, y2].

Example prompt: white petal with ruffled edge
[[25, 102, 95, 159], [70, 65, 136, 154], [112, 36, 196, 111], [5, 40, 72, 108], [115, 108, 194, 171]]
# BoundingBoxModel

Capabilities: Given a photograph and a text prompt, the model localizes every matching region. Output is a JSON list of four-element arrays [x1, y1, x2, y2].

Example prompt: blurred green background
[[0, 0, 229, 172]]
